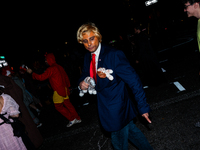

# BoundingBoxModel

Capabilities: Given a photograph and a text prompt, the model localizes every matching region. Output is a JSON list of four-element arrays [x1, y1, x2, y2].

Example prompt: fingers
[[79, 81, 89, 90], [142, 113, 152, 124], [97, 71, 106, 78], [27, 68, 32, 74]]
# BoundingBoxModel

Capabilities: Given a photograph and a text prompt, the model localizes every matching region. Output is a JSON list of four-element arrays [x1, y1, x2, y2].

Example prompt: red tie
[[90, 54, 97, 82]]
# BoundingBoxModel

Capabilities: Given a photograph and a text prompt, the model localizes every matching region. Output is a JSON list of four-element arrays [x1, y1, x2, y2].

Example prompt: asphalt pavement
[[37, 87, 200, 150], [36, 37, 200, 150]]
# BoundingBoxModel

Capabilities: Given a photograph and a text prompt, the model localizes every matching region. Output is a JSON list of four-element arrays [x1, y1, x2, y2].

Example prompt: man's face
[[184, 2, 195, 17], [82, 31, 99, 53]]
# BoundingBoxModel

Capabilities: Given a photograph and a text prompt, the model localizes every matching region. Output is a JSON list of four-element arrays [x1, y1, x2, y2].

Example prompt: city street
[[36, 33, 200, 150], [38, 93, 200, 150], [1, 1, 199, 149]]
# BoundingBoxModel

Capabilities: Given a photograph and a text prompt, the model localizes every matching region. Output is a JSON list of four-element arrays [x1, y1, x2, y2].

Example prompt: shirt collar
[[92, 43, 101, 57]]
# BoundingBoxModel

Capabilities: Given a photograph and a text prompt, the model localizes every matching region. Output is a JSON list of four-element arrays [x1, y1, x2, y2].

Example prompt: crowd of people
[[0, 0, 199, 149]]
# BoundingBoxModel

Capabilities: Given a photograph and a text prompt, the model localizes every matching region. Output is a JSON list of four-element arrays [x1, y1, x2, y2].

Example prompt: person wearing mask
[[77, 22, 153, 150], [27, 53, 81, 127]]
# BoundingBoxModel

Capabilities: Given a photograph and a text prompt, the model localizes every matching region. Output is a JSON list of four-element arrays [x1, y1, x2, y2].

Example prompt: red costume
[[32, 53, 70, 98], [32, 53, 80, 122]]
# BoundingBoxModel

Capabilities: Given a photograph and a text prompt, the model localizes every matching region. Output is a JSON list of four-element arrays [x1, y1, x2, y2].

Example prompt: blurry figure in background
[[32, 60, 53, 106], [19, 65, 43, 107], [134, 23, 167, 87], [1, 66, 42, 128], [62, 50, 83, 88], [61, 49, 88, 108], [0, 88, 27, 150], [27, 53, 81, 127], [77, 22, 153, 150], [127, 34, 140, 70], [0, 74, 44, 149], [182, 0, 200, 127]]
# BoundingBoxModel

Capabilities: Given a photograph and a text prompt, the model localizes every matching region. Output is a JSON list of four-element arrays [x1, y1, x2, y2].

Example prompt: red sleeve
[[63, 71, 71, 96], [65, 73, 71, 88], [32, 68, 52, 81]]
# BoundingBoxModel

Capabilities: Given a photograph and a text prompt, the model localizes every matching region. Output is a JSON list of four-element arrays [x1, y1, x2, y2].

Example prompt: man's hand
[[79, 80, 89, 90], [142, 113, 152, 123], [27, 68, 33, 74], [97, 71, 106, 78]]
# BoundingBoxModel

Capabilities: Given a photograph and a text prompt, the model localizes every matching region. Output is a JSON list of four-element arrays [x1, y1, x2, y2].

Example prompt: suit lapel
[[97, 44, 105, 69], [96, 45, 110, 90]]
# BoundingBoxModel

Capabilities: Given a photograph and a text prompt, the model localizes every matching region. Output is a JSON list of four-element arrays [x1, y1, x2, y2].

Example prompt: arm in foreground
[[114, 50, 152, 123]]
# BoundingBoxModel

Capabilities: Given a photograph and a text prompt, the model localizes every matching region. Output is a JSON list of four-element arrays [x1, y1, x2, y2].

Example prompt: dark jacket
[[79, 44, 150, 132]]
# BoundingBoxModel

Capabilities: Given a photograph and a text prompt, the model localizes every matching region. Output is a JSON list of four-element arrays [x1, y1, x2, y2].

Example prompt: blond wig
[[77, 22, 102, 44]]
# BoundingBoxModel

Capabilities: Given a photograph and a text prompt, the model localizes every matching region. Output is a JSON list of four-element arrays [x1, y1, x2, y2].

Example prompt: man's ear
[[194, 2, 200, 9]]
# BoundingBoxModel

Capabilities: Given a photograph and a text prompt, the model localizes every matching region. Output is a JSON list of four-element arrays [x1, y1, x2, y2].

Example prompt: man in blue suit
[[77, 22, 153, 150]]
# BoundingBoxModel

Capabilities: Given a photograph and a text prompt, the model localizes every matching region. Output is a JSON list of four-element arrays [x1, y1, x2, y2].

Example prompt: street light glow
[[0, 60, 5, 63], [3, 62, 8, 66], [145, 0, 158, 6]]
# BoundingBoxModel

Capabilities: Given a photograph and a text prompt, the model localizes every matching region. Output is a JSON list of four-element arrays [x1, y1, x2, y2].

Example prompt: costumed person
[[0, 88, 27, 150], [19, 65, 43, 108], [77, 22, 153, 150], [26, 53, 81, 127], [1, 66, 42, 128], [0, 75, 44, 149]]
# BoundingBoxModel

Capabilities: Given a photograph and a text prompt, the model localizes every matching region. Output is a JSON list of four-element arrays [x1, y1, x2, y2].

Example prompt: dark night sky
[[3, 1, 130, 63], [2, 0, 192, 67], [3, 1, 127, 50]]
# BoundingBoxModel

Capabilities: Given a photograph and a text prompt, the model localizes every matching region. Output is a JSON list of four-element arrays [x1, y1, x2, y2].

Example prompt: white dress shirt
[[91, 43, 101, 72]]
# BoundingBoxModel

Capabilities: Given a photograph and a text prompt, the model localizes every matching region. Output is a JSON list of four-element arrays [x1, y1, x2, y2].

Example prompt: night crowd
[[0, 23, 166, 150], [0, 0, 199, 149]]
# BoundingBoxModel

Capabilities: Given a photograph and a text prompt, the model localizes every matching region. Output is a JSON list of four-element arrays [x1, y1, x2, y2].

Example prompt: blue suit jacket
[[79, 44, 150, 132]]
